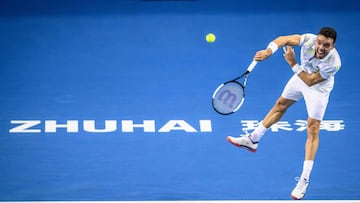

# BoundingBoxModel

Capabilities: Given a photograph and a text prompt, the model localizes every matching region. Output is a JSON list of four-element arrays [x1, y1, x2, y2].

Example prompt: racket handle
[[247, 61, 258, 72]]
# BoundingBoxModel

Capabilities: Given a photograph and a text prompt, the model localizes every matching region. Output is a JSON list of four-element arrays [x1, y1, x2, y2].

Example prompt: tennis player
[[227, 27, 341, 200]]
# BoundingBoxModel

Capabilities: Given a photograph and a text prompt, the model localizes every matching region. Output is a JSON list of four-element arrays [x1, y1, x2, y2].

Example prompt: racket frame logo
[[218, 89, 238, 108]]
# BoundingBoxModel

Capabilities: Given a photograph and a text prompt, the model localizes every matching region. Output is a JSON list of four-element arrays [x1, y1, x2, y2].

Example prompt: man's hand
[[283, 46, 297, 67], [253, 49, 272, 61]]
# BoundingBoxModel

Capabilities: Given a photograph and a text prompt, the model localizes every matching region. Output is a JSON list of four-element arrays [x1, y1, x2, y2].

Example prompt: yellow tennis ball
[[206, 33, 216, 43]]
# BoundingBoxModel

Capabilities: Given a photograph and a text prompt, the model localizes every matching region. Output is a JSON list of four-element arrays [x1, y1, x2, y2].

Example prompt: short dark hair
[[318, 27, 337, 44]]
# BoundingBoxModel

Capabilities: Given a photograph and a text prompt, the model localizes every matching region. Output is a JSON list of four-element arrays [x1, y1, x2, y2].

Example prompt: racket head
[[212, 81, 245, 115]]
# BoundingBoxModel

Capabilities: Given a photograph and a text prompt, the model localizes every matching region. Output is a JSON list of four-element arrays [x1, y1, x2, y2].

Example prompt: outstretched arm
[[253, 34, 302, 61]]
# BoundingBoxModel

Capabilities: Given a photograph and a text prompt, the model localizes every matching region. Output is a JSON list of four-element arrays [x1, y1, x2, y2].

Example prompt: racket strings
[[212, 81, 245, 115]]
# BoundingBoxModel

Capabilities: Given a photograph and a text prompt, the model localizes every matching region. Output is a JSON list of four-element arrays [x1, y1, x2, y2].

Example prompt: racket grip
[[247, 61, 258, 72]]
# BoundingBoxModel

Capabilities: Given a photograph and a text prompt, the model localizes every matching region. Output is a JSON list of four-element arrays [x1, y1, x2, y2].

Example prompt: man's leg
[[291, 117, 321, 200], [227, 96, 296, 151], [262, 97, 297, 127], [305, 117, 321, 161], [249, 96, 296, 142], [300, 117, 321, 181]]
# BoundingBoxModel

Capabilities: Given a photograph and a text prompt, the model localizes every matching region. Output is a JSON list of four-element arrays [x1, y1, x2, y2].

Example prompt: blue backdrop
[[0, 0, 359, 201]]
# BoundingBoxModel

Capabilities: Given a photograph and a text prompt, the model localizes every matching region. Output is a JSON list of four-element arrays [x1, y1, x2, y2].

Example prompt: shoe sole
[[291, 194, 304, 200], [226, 136, 257, 152], [291, 186, 308, 200]]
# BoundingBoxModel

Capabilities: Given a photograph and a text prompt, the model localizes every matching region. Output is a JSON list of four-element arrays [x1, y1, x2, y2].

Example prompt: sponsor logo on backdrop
[[8, 119, 345, 134]]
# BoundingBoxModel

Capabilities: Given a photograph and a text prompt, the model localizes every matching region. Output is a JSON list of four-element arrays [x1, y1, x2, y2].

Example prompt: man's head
[[315, 27, 337, 59]]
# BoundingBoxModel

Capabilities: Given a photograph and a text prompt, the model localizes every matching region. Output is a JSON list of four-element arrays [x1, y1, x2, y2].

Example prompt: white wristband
[[267, 42, 278, 54], [292, 63, 303, 74]]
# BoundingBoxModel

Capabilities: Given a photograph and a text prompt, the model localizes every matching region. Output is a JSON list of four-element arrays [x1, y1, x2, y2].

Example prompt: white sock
[[300, 160, 314, 180], [249, 122, 268, 142]]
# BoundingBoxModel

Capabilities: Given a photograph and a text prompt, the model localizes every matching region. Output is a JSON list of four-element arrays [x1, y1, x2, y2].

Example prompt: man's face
[[315, 34, 335, 59]]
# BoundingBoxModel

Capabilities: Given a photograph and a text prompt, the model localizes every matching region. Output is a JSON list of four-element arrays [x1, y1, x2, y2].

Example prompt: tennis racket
[[212, 61, 258, 115]]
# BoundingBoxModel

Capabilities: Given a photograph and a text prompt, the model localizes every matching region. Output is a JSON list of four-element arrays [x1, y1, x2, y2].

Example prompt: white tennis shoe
[[226, 135, 258, 152], [291, 177, 309, 200]]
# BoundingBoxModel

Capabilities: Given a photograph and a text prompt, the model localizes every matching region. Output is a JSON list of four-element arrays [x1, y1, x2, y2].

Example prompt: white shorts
[[281, 75, 332, 121]]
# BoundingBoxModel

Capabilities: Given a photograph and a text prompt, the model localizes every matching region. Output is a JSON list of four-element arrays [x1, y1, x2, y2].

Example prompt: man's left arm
[[283, 46, 325, 86], [297, 71, 325, 86]]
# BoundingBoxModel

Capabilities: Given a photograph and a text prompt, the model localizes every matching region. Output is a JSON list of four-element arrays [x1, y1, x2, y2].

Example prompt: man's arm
[[254, 34, 302, 61], [283, 46, 325, 86], [297, 71, 325, 86]]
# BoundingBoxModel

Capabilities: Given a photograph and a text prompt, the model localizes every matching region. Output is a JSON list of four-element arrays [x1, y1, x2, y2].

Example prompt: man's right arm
[[254, 34, 302, 61], [272, 34, 302, 48]]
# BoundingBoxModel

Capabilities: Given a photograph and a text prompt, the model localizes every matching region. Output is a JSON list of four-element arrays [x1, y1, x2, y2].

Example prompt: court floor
[[0, 0, 359, 201]]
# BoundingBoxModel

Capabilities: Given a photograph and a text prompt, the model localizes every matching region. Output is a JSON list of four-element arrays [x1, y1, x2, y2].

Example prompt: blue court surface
[[1, 0, 360, 201]]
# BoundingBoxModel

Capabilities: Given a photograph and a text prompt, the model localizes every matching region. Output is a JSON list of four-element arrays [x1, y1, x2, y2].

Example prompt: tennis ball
[[206, 33, 216, 43]]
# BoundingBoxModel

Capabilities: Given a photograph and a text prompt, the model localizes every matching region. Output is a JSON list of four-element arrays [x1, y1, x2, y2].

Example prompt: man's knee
[[307, 118, 321, 137], [274, 97, 295, 112]]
